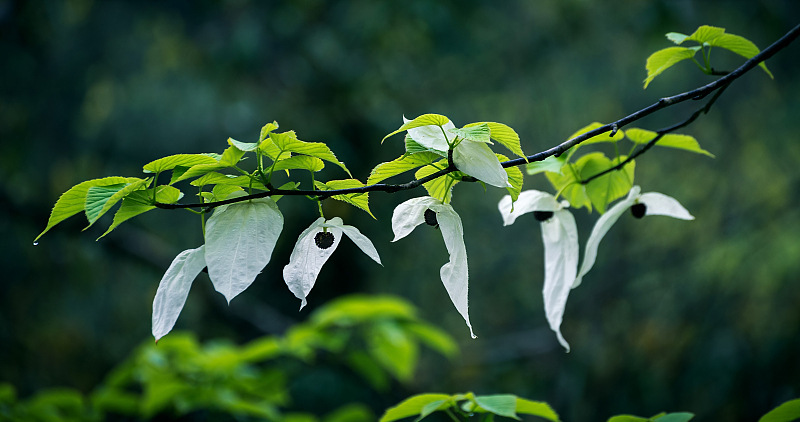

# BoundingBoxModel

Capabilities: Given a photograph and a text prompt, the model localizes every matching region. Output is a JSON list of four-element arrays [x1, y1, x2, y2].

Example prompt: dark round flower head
[[314, 231, 335, 249], [631, 203, 647, 219], [424, 209, 439, 227], [533, 211, 554, 222]]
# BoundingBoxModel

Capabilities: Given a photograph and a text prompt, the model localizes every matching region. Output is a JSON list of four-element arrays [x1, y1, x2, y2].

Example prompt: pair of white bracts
[[498, 186, 694, 352]]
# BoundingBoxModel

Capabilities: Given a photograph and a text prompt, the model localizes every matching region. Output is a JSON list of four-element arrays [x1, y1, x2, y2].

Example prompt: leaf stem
[[444, 408, 463, 422]]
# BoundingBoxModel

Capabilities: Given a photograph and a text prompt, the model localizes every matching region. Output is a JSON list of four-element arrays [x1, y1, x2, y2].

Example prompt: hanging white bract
[[152, 245, 207, 341]]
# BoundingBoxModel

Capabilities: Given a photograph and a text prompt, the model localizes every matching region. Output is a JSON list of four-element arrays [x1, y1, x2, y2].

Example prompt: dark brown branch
[[156, 23, 800, 211]]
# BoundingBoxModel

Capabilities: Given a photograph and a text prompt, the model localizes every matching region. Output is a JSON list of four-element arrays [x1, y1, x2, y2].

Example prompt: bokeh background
[[2, 0, 800, 420]]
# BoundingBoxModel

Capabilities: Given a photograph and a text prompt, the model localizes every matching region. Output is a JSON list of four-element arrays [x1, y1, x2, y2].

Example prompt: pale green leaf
[[527, 155, 567, 175], [404, 136, 447, 157], [685, 25, 725, 44], [415, 161, 459, 203], [758, 399, 800, 422], [169, 166, 191, 184], [143, 154, 218, 173], [626, 128, 714, 157], [497, 153, 523, 203], [579, 153, 635, 214], [382, 114, 451, 143], [272, 155, 325, 173], [708, 33, 773, 78], [367, 152, 441, 185], [211, 185, 245, 201], [270, 131, 351, 175], [643, 46, 701, 88], [314, 179, 374, 218], [564, 122, 626, 159], [36, 176, 138, 242], [546, 166, 591, 211], [515, 398, 560, 421], [85, 178, 151, 227], [666, 32, 688, 44], [219, 145, 246, 166], [449, 123, 491, 144], [379, 394, 454, 422], [98, 186, 183, 239], [259, 121, 280, 142], [465, 122, 525, 158], [472, 395, 519, 419], [228, 137, 259, 152]]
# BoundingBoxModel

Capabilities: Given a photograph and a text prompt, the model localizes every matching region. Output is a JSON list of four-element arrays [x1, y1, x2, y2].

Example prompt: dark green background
[[2, 1, 799, 420]]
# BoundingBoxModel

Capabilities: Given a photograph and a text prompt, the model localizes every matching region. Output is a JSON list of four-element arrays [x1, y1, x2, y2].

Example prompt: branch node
[[609, 124, 619, 137]]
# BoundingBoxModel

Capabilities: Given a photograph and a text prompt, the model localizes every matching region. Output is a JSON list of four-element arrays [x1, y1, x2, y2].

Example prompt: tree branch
[[155, 23, 800, 211]]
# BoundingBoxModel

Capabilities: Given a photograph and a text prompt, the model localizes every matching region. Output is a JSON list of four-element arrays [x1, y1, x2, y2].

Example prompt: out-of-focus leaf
[[323, 403, 374, 422], [379, 394, 454, 422], [515, 398, 560, 421], [758, 399, 800, 422], [367, 321, 418, 383]]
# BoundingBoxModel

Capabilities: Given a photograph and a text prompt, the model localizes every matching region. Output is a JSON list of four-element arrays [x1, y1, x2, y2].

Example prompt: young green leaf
[[227, 137, 259, 152], [465, 122, 526, 159], [758, 398, 800, 422], [665, 32, 688, 45], [563, 122, 626, 159], [314, 179, 374, 218], [36, 176, 140, 242], [379, 394, 454, 422], [497, 154, 523, 203], [210, 185, 245, 201], [515, 398, 560, 421], [626, 128, 714, 157], [98, 186, 183, 239], [707, 33, 773, 78], [448, 123, 492, 144], [259, 121, 280, 142], [404, 136, 447, 157], [190, 172, 268, 190], [204, 198, 284, 303], [269, 131, 351, 176], [579, 153, 635, 214], [367, 152, 441, 185], [143, 154, 218, 174], [85, 178, 151, 227], [545, 166, 591, 211], [271, 155, 325, 173], [415, 161, 458, 204], [172, 146, 247, 184], [382, 114, 451, 143], [684, 25, 726, 44], [272, 181, 300, 203], [472, 395, 519, 419], [528, 155, 567, 175], [643, 46, 701, 88]]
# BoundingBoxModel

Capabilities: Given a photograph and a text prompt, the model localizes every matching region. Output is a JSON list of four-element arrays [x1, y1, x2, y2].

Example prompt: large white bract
[[283, 217, 382, 310], [499, 190, 579, 351], [404, 117, 511, 189], [392, 196, 475, 338], [152, 245, 207, 341]]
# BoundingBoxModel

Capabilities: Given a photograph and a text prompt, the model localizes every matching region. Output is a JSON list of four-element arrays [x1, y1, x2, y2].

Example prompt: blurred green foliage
[[0, 295, 457, 421], [2, 1, 800, 421]]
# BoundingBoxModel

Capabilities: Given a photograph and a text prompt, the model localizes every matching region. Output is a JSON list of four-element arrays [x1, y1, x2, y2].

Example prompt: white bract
[[404, 117, 511, 189], [573, 185, 694, 289], [392, 196, 476, 338], [152, 245, 207, 341], [498, 190, 579, 352], [284, 217, 382, 310], [204, 198, 284, 303]]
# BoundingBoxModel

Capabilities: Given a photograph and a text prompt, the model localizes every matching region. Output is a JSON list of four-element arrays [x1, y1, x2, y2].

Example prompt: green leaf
[[608, 416, 649, 422], [346, 350, 391, 391], [527, 155, 567, 175], [323, 404, 374, 422], [579, 152, 635, 214], [643, 46, 701, 88], [259, 121, 280, 141], [315, 179, 374, 218], [272, 155, 326, 173], [169, 165, 192, 184], [367, 152, 441, 185], [497, 153, 523, 203], [211, 185, 245, 201], [379, 394, 454, 422], [515, 398, 560, 421], [405, 136, 447, 157], [228, 137, 259, 152], [415, 161, 459, 203], [258, 136, 293, 162], [625, 128, 714, 157], [143, 154, 218, 173], [219, 145, 246, 166], [382, 114, 451, 143], [270, 131, 351, 176], [190, 172, 268, 190], [473, 395, 519, 419], [564, 122, 626, 159], [405, 322, 458, 358], [36, 176, 138, 242], [465, 122, 526, 159], [708, 33, 773, 78], [449, 123, 491, 144], [685, 25, 726, 44], [417, 400, 452, 422], [758, 399, 800, 422], [655, 413, 694, 422], [171, 146, 247, 183], [85, 178, 151, 227], [272, 181, 300, 203], [310, 294, 418, 327], [367, 321, 418, 383], [98, 186, 183, 239], [546, 166, 591, 211], [666, 32, 688, 44]]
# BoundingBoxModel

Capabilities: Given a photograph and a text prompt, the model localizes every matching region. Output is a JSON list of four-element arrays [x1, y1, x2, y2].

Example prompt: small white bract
[[392, 196, 476, 338], [283, 217, 382, 310], [498, 190, 579, 352], [574, 185, 694, 289], [404, 117, 511, 189]]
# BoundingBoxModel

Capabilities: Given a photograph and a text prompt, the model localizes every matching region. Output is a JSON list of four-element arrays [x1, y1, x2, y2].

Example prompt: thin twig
[[155, 23, 800, 210]]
